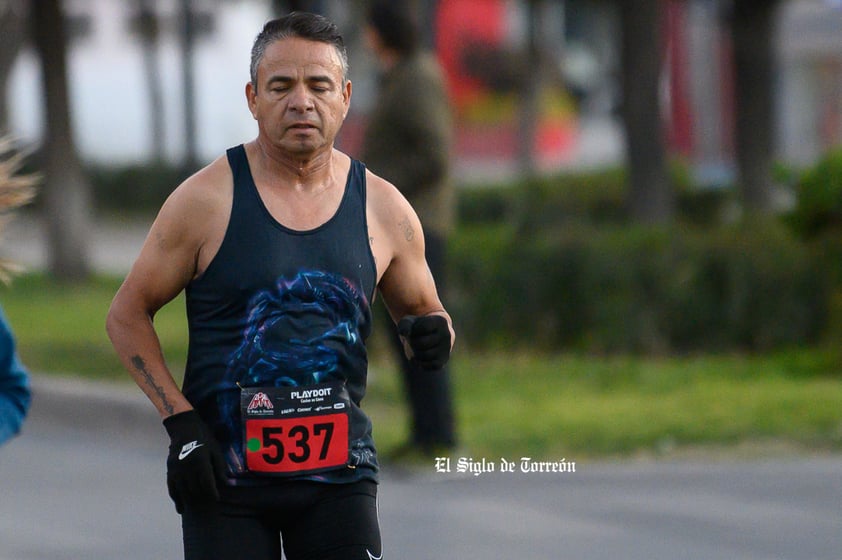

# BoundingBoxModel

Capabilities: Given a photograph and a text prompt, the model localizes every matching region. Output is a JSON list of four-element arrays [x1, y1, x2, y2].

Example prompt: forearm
[[106, 305, 191, 419]]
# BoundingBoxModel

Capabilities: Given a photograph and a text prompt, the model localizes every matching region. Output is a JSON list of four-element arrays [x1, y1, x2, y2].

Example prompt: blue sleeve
[[0, 305, 30, 445]]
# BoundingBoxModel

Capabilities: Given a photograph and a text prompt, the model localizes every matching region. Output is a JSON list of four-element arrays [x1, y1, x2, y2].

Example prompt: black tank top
[[183, 144, 378, 484]]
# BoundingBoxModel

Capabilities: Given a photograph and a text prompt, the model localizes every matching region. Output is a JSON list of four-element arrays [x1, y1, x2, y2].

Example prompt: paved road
[[1, 377, 840, 560]]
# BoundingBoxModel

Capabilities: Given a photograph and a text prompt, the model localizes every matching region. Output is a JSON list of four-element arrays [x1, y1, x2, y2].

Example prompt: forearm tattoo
[[131, 355, 174, 415]]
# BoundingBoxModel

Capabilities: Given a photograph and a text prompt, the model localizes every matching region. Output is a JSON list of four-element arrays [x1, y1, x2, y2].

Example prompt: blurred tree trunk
[[31, 0, 92, 281], [136, 0, 165, 162], [731, 0, 780, 216], [618, 0, 673, 224], [512, 0, 548, 236], [0, 1, 28, 134], [517, 0, 543, 177], [178, 0, 199, 172]]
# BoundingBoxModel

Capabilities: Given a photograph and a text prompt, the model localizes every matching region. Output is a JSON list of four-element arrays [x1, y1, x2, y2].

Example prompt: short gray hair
[[250, 12, 349, 86]]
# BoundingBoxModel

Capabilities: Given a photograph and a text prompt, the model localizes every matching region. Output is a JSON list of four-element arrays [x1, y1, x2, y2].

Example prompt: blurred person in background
[[361, 0, 458, 460], [0, 140, 34, 446]]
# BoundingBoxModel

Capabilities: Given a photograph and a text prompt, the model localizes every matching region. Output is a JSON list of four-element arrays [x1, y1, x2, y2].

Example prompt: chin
[[289, 140, 330, 156]]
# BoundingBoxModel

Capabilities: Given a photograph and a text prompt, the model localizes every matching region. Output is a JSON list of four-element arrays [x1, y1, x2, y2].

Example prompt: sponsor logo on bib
[[246, 391, 274, 416]]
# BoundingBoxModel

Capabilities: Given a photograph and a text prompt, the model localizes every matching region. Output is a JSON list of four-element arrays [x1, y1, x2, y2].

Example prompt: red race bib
[[241, 382, 350, 476]]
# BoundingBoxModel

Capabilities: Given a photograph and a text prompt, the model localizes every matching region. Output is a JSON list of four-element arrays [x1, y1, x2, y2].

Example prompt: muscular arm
[[369, 174, 455, 348], [106, 162, 229, 419]]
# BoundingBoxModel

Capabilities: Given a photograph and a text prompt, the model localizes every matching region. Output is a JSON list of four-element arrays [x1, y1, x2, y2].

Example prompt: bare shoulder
[[144, 154, 233, 274], [365, 168, 420, 234], [164, 155, 233, 217], [365, 168, 425, 283], [154, 155, 231, 237]]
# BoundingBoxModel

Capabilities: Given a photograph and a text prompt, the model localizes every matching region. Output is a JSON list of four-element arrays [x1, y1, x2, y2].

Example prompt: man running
[[106, 12, 454, 560]]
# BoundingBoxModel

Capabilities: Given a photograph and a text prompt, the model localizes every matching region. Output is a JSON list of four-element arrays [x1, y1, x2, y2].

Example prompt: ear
[[341, 79, 352, 119], [245, 81, 258, 120]]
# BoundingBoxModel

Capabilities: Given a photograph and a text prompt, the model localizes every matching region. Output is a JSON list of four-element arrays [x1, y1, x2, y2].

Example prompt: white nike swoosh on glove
[[178, 441, 204, 460]]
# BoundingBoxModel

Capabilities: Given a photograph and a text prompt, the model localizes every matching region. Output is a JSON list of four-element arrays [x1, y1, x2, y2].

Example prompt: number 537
[[246, 414, 349, 473]]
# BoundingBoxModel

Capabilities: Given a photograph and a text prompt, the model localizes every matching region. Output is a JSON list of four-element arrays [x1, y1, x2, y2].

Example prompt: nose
[[287, 83, 315, 112]]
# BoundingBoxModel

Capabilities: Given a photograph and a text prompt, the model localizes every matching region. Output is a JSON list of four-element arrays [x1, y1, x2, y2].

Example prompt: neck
[[254, 137, 334, 189]]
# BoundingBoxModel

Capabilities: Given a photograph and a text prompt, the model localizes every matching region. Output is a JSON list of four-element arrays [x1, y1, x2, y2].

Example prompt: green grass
[[4, 273, 842, 460], [1, 273, 188, 380], [444, 352, 842, 459]]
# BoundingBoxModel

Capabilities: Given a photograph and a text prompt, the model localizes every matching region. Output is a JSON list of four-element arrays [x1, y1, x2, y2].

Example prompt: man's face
[[247, 37, 351, 157]]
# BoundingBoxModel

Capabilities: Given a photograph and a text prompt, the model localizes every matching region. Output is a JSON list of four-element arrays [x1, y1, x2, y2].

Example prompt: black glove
[[162, 410, 227, 514], [397, 315, 452, 370]]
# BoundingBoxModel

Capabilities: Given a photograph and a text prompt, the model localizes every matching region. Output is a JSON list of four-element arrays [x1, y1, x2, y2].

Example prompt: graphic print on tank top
[[219, 270, 371, 474], [183, 145, 378, 482]]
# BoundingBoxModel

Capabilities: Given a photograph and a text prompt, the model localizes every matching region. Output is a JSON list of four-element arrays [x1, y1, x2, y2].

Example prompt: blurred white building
[[777, 0, 842, 165], [5, 0, 842, 176], [9, 0, 263, 164]]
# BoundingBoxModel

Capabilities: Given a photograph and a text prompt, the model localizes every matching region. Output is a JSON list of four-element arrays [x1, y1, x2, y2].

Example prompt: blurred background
[[5, 1, 842, 174], [1, 0, 842, 461], [2, 4, 842, 559]]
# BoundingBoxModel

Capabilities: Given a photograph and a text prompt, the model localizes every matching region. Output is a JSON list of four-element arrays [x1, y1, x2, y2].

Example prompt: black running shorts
[[181, 480, 381, 560]]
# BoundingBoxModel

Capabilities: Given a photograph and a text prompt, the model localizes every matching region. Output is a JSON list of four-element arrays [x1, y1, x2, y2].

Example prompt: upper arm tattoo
[[398, 216, 415, 242]]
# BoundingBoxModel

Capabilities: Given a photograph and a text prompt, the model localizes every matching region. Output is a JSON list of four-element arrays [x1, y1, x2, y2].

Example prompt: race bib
[[241, 382, 350, 476]]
